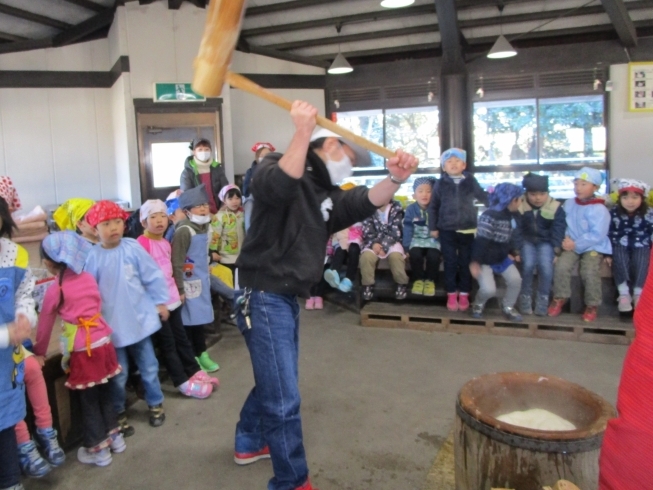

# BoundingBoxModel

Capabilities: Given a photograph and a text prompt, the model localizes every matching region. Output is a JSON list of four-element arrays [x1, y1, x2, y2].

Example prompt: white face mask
[[257, 157, 264, 163], [189, 213, 211, 225], [326, 154, 353, 185], [196, 151, 211, 163]]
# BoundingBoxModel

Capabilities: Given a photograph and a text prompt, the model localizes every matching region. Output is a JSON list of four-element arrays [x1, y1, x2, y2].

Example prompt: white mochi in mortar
[[496, 408, 577, 431]]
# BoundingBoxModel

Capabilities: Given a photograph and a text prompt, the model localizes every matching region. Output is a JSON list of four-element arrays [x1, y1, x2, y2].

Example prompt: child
[[549, 167, 611, 322], [429, 148, 488, 311], [243, 142, 275, 232], [608, 178, 653, 312], [404, 177, 441, 297], [469, 183, 524, 321], [35, 232, 125, 467], [517, 173, 566, 316], [0, 195, 36, 490], [53, 198, 96, 243], [210, 184, 245, 270], [171, 185, 220, 373], [138, 200, 217, 399], [180, 138, 229, 214], [307, 239, 334, 310], [164, 191, 185, 243], [84, 200, 170, 432], [360, 200, 409, 301]]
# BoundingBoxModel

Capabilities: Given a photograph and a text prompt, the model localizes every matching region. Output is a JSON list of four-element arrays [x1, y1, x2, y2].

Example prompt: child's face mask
[[188, 213, 211, 225]]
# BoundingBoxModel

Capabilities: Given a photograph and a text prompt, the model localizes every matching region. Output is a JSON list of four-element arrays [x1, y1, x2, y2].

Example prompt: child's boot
[[582, 306, 598, 322], [502, 306, 523, 322], [411, 280, 424, 295], [305, 297, 315, 310], [423, 280, 436, 297], [362, 285, 374, 301], [547, 298, 566, 317], [18, 440, 51, 478], [314, 297, 324, 310], [148, 404, 166, 427], [34, 427, 65, 467], [338, 277, 353, 293], [117, 412, 135, 437], [518, 295, 533, 315], [323, 269, 340, 289], [395, 284, 407, 300], [77, 446, 112, 467], [447, 293, 459, 311], [618, 294, 633, 313], [471, 304, 484, 319], [458, 293, 470, 311], [197, 351, 219, 372]]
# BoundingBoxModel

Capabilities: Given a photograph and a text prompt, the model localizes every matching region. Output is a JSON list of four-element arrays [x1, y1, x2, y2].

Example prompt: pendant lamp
[[328, 52, 353, 74], [380, 0, 415, 7], [487, 3, 516, 59]]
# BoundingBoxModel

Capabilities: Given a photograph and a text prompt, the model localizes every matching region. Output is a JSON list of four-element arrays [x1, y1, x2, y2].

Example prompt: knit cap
[[178, 184, 209, 210], [413, 176, 436, 192], [440, 148, 467, 167], [574, 167, 603, 186], [140, 199, 168, 222], [612, 178, 650, 196], [522, 173, 549, 192], [488, 183, 523, 211], [41, 231, 92, 274]]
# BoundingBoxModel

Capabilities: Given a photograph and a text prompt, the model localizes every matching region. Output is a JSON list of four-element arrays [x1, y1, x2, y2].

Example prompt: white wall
[[609, 63, 653, 186]]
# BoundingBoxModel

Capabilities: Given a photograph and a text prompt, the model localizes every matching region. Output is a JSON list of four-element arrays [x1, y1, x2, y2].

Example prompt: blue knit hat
[[488, 183, 523, 211], [574, 167, 603, 186], [440, 148, 467, 167], [413, 176, 436, 192]]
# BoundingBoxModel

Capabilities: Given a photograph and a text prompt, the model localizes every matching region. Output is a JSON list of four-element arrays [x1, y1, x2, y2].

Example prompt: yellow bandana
[[53, 198, 95, 231]]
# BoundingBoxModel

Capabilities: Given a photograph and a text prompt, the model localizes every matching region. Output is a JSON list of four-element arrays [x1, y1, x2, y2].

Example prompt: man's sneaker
[[534, 294, 549, 316], [547, 298, 566, 317], [471, 304, 484, 319], [618, 294, 633, 313], [502, 306, 523, 322], [362, 285, 374, 301], [395, 284, 407, 300], [190, 370, 219, 387], [305, 297, 315, 310], [314, 297, 324, 310], [582, 306, 598, 322], [117, 412, 135, 437], [518, 295, 533, 315], [148, 404, 166, 427], [234, 446, 271, 465], [338, 278, 353, 293], [323, 269, 340, 289], [295, 479, 319, 490], [458, 293, 470, 311], [423, 281, 436, 297], [411, 280, 424, 295], [197, 351, 219, 372], [447, 293, 459, 311], [77, 447, 112, 467], [109, 431, 126, 453], [180, 379, 212, 399], [18, 440, 51, 478], [34, 427, 65, 467]]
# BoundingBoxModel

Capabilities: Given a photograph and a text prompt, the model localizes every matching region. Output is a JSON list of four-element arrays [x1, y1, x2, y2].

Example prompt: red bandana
[[251, 142, 275, 153], [574, 197, 605, 206], [86, 200, 129, 227]]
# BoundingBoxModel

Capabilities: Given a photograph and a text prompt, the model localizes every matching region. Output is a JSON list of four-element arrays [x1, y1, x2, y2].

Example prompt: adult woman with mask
[[180, 139, 229, 214], [232, 101, 418, 490]]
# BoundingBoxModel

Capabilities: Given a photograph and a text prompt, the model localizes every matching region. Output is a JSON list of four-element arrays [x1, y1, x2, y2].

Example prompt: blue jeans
[[234, 290, 308, 490], [520, 241, 554, 298], [111, 337, 164, 413]]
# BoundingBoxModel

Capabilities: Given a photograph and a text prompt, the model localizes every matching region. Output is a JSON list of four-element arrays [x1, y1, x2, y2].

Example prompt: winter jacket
[[428, 172, 488, 232], [517, 196, 566, 253], [563, 198, 612, 255], [471, 208, 521, 266], [403, 202, 440, 250], [236, 151, 378, 297], [609, 207, 653, 249], [180, 157, 229, 207], [361, 200, 404, 253]]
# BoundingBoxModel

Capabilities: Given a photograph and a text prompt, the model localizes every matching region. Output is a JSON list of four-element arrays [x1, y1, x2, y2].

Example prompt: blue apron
[[179, 226, 214, 326]]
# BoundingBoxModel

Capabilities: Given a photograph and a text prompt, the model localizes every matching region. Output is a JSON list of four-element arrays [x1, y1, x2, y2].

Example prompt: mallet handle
[[226, 72, 396, 159]]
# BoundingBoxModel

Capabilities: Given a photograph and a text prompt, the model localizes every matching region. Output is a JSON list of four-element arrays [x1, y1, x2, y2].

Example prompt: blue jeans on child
[[234, 290, 309, 490], [520, 241, 554, 298], [111, 337, 165, 413]]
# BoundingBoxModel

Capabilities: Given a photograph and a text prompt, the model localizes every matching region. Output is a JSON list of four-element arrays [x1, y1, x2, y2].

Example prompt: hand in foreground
[[430, 230, 439, 239], [562, 237, 575, 252], [605, 256, 613, 267], [469, 262, 481, 279], [157, 305, 170, 322], [9, 314, 31, 346], [180, 294, 185, 304], [372, 243, 383, 255], [290, 100, 317, 135], [35, 355, 46, 368], [387, 149, 419, 182]]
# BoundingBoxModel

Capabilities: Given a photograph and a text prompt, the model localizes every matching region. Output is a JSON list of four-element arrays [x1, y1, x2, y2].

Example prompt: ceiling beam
[[0, 31, 28, 43], [53, 9, 115, 47], [59, 0, 106, 13], [239, 44, 330, 69], [0, 38, 53, 55], [168, 0, 184, 9], [0, 5, 72, 30], [600, 0, 637, 47], [246, 0, 357, 17], [185, 0, 207, 7]]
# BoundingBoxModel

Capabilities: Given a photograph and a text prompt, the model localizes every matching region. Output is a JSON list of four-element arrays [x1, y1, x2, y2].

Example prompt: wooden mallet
[[192, 0, 395, 159]]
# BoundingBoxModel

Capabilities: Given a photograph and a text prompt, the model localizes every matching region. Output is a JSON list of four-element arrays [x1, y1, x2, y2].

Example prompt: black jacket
[[428, 172, 488, 231], [236, 151, 378, 296], [516, 197, 566, 253], [471, 208, 521, 265], [180, 157, 229, 206], [242, 161, 257, 198]]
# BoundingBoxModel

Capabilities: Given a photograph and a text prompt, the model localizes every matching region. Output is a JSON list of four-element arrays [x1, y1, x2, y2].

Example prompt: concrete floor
[[23, 302, 628, 490]]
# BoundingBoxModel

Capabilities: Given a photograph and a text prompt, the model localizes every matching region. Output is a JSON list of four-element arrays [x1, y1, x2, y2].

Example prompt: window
[[151, 142, 191, 188]]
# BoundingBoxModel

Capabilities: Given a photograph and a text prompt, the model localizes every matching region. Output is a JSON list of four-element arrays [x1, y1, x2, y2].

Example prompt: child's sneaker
[[411, 280, 424, 295], [618, 294, 633, 313], [338, 278, 353, 293], [190, 370, 219, 387], [305, 298, 315, 310], [197, 351, 219, 372], [582, 306, 598, 322], [458, 293, 470, 311], [534, 294, 549, 316], [314, 297, 324, 309], [234, 445, 271, 465], [109, 431, 126, 453], [34, 427, 65, 467], [518, 295, 533, 315], [423, 280, 436, 297], [447, 293, 458, 311], [471, 304, 484, 319], [547, 298, 566, 317], [117, 412, 135, 437], [180, 379, 213, 399], [18, 440, 51, 478], [502, 306, 523, 322], [77, 447, 112, 467], [295, 479, 319, 490], [323, 269, 340, 289], [362, 285, 374, 301], [148, 404, 166, 427], [395, 284, 407, 300]]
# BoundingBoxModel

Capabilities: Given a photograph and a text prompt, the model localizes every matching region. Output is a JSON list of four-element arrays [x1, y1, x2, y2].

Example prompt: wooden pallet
[[360, 302, 634, 345]]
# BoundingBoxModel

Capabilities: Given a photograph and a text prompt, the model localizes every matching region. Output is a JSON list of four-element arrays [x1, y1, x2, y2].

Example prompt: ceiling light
[[328, 53, 353, 74], [380, 0, 415, 7], [487, 35, 517, 59]]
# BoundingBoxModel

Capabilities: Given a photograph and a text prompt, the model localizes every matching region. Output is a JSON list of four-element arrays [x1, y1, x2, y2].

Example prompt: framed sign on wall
[[628, 62, 653, 112]]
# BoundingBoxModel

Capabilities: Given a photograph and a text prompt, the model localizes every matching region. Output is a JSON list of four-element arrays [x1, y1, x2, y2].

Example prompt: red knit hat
[[251, 142, 275, 153], [86, 200, 130, 227]]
